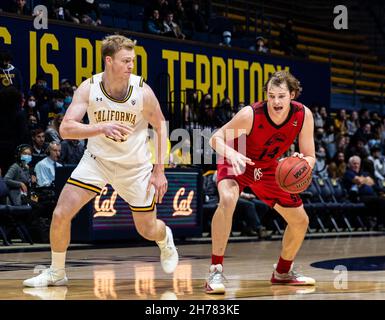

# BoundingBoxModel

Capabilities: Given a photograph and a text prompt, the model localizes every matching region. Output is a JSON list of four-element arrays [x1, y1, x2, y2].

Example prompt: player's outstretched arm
[[209, 106, 255, 175], [297, 106, 316, 168], [60, 79, 132, 140]]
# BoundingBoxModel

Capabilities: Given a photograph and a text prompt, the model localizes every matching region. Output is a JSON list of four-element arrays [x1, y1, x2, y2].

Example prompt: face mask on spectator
[[317, 152, 326, 159], [28, 100, 36, 108], [20, 154, 32, 164], [64, 96, 72, 105], [56, 101, 64, 109], [38, 82, 47, 88], [223, 37, 231, 45]]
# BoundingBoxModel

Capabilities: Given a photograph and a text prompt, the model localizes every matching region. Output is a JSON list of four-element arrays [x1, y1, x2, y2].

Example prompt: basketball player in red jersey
[[205, 71, 316, 294]]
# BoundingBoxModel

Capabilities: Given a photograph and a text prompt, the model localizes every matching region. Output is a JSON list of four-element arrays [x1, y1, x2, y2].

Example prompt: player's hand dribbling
[[100, 123, 133, 141], [292, 152, 315, 169], [147, 168, 168, 204], [227, 151, 255, 176]]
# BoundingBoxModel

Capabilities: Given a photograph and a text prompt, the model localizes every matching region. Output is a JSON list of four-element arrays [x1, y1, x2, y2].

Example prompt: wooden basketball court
[[1, 235, 385, 300]]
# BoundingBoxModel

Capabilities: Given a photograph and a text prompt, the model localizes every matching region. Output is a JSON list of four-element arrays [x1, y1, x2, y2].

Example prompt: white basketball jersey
[[86, 72, 151, 164]]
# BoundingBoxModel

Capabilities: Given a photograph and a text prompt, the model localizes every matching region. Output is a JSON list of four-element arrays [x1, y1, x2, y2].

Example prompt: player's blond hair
[[101, 35, 136, 61], [264, 70, 302, 99]]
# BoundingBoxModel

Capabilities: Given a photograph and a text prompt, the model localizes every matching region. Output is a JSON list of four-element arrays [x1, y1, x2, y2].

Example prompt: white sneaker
[[271, 264, 316, 286], [23, 268, 68, 288], [205, 264, 226, 294], [157, 226, 178, 273]]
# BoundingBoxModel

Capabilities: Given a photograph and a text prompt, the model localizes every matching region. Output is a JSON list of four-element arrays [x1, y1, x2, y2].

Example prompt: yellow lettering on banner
[[75, 37, 93, 85], [277, 65, 290, 72], [263, 64, 276, 100], [134, 45, 148, 80], [227, 58, 233, 103], [249, 62, 263, 103], [180, 52, 194, 103], [40, 34, 59, 90], [195, 54, 210, 97], [29, 32, 37, 89], [0, 27, 11, 44], [234, 59, 248, 103], [95, 40, 102, 74], [212, 56, 226, 107], [162, 50, 179, 110]]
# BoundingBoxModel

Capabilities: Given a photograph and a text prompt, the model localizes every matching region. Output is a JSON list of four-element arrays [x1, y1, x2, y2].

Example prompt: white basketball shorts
[[67, 150, 156, 212]]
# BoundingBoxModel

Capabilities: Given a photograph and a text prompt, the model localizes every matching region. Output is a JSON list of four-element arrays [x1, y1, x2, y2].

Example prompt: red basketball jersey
[[240, 101, 305, 168]]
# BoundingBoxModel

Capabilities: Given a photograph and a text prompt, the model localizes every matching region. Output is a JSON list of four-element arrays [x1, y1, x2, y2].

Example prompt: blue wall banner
[[0, 14, 331, 109]]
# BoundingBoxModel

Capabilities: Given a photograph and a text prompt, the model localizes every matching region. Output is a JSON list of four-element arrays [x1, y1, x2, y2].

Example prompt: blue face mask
[[64, 96, 72, 105], [20, 154, 32, 164], [223, 37, 231, 45]]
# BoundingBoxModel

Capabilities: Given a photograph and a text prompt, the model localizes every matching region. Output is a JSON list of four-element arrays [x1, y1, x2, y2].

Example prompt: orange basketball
[[275, 157, 312, 194]]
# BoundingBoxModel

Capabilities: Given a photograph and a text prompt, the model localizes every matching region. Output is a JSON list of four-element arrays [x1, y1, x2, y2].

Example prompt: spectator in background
[[359, 108, 370, 127], [153, 0, 170, 18], [31, 128, 47, 168], [30, 74, 52, 129], [145, 9, 164, 35], [319, 106, 333, 128], [334, 109, 348, 136], [187, 1, 208, 32], [347, 110, 360, 137], [9, 0, 31, 15], [279, 18, 298, 56], [313, 146, 328, 179], [62, 87, 74, 110], [322, 125, 337, 159], [48, 0, 69, 21], [49, 90, 66, 119], [4, 144, 35, 205], [219, 31, 232, 47], [173, 0, 187, 31], [0, 48, 23, 92], [35, 141, 62, 187], [312, 106, 323, 129], [368, 146, 385, 185], [59, 78, 72, 93], [328, 152, 347, 179], [27, 114, 40, 132], [45, 114, 64, 143], [343, 155, 385, 229], [162, 12, 185, 39], [60, 139, 85, 165], [22, 94, 40, 122], [249, 36, 270, 54], [66, 0, 101, 26], [0, 168, 9, 204], [353, 123, 373, 147], [184, 89, 200, 127], [200, 94, 215, 129], [0, 86, 29, 173], [215, 97, 233, 127]]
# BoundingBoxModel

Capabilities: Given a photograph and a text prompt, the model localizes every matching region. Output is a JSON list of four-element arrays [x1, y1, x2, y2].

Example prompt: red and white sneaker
[[271, 264, 316, 286], [205, 264, 226, 294]]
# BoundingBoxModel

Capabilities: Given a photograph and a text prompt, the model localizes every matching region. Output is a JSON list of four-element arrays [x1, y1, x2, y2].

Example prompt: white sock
[[156, 227, 168, 247], [51, 251, 67, 270]]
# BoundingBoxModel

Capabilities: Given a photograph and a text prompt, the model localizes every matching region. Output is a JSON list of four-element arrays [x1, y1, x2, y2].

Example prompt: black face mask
[[28, 123, 39, 131], [0, 62, 8, 69]]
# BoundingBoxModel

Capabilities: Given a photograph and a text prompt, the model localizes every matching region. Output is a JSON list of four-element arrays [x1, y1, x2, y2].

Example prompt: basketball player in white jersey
[[23, 35, 178, 287]]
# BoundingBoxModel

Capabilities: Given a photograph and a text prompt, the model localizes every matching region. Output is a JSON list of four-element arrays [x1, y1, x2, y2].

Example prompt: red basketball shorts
[[216, 162, 303, 208]]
